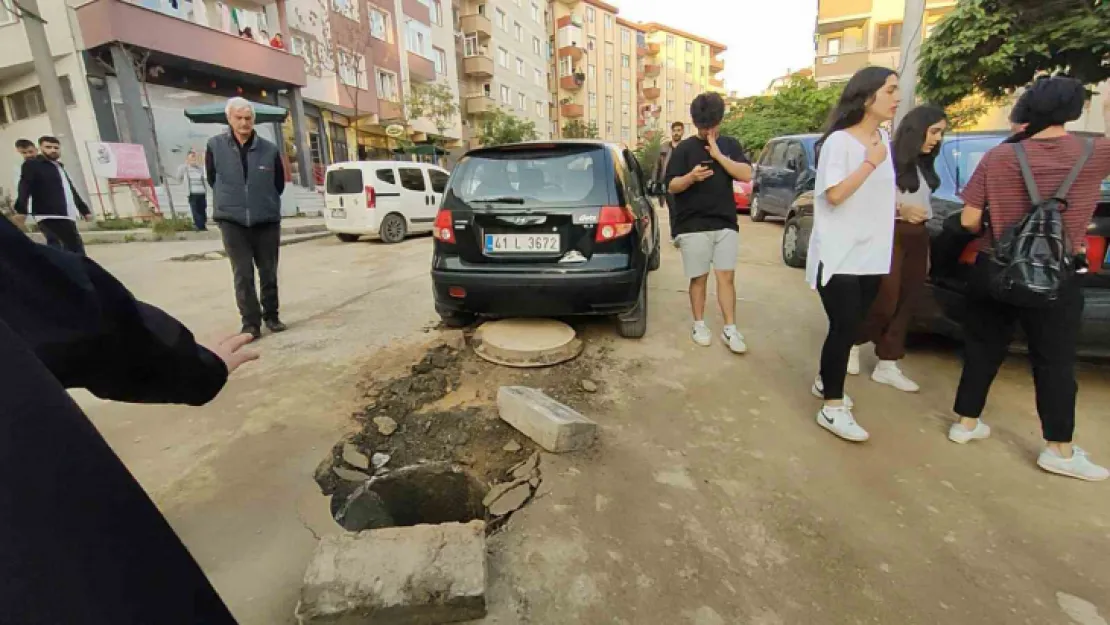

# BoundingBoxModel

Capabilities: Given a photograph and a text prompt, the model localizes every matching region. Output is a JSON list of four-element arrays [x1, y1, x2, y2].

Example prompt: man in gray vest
[[206, 97, 287, 339]]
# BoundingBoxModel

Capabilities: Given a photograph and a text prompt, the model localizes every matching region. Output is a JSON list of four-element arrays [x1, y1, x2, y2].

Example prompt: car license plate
[[485, 233, 560, 253], [331, 208, 346, 219]]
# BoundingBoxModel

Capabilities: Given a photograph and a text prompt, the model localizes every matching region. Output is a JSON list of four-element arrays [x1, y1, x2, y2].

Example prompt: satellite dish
[[385, 124, 405, 137]]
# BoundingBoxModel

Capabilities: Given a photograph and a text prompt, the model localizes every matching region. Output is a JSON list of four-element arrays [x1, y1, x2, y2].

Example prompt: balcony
[[460, 13, 492, 38], [560, 103, 584, 118], [559, 73, 585, 90], [814, 50, 871, 80], [643, 63, 660, 77], [74, 0, 306, 86], [709, 56, 724, 73], [408, 51, 436, 83], [558, 45, 586, 63], [379, 99, 404, 121], [647, 42, 661, 55], [555, 0, 579, 4], [818, 0, 873, 22], [710, 77, 724, 89], [402, 0, 432, 24], [642, 87, 661, 100], [465, 95, 497, 115], [463, 55, 494, 77]]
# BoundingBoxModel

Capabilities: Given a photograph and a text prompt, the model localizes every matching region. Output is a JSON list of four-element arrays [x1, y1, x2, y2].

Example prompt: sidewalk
[[27, 217, 327, 246]]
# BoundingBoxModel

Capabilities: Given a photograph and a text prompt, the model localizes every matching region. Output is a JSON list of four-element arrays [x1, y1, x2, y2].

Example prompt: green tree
[[561, 120, 600, 139], [633, 129, 663, 180], [718, 77, 842, 154], [477, 108, 539, 147], [404, 81, 460, 149], [919, 0, 1110, 106]]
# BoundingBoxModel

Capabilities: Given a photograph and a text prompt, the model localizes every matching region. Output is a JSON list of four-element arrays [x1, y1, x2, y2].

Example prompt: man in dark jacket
[[0, 214, 256, 624], [652, 121, 685, 244], [13, 135, 92, 254], [206, 97, 287, 339]]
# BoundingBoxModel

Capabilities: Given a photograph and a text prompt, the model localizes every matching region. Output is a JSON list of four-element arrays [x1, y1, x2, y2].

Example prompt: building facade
[[458, 0, 552, 145], [636, 22, 726, 141]]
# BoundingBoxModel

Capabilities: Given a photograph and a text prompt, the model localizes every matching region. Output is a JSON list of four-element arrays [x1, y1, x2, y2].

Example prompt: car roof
[[463, 139, 620, 158]]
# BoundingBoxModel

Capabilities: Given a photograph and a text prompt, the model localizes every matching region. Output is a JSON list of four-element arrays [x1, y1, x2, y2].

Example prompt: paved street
[[80, 221, 1110, 624]]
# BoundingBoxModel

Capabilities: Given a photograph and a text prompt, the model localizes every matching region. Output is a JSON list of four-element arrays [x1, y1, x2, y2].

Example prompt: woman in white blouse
[[807, 66, 900, 443], [850, 105, 948, 392]]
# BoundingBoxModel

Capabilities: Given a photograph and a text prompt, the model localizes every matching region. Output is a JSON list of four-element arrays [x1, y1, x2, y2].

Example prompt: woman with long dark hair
[[848, 106, 948, 391], [806, 66, 900, 442], [950, 76, 1110, 481]]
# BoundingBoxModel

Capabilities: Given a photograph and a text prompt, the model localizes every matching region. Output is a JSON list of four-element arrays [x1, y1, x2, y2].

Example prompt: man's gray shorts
[[676, 228, 739, 279]]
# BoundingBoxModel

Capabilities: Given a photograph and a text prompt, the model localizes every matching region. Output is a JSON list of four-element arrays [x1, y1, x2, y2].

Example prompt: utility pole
[[16, 0, 91, 201], [895, 0, 927, 127]]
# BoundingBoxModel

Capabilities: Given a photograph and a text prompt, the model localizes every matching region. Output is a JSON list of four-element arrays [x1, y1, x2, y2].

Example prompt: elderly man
[[206, 97, 287, 339]]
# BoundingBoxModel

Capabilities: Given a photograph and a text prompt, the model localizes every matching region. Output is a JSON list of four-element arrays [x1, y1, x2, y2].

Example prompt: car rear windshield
[[449, 146, 611, 208], [327, 169, 363, 194]]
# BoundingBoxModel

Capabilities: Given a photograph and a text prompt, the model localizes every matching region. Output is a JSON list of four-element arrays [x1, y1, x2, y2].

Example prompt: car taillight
[[596, 205, 635, 243], [365, 185, 376, 209], [1085, 235, 1106, 273], [434, 209, 455, 243]]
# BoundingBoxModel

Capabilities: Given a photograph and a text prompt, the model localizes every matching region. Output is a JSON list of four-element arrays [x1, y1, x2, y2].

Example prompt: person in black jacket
[[0, 214, 256, 624], [13, 135, 92, 254]]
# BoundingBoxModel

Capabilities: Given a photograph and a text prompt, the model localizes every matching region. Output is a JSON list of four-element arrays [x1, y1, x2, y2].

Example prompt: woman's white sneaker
[[817, 405, 870, 442], [847, 346, 861, 375], [1037, 447, 1110, 482], [948, 420, 991, 444], [871, 360, 920, 392], [811, 375, 854, 408], [692, 321, 712, 347]]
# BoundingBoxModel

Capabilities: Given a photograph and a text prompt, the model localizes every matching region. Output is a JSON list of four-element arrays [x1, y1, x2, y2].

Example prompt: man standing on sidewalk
[[13, 136, 92, 254], [176, 150, 209, 231], [665, 93, 753, 354], [206, 97, 287, 339], [652, 121, 685, 243]]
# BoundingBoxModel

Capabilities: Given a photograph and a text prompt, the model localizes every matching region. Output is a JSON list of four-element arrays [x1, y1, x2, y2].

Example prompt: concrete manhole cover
[[472, 319, 582, 368]]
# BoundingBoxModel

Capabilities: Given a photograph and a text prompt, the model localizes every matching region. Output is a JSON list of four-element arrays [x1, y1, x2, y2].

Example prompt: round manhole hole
[[471, 319, 582, 368]]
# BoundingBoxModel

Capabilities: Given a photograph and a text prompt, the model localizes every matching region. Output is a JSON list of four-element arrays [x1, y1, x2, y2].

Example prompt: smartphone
[[699, 160, 713, 168]]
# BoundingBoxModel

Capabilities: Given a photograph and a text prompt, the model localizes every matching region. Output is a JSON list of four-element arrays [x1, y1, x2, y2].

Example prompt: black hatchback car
[[784, 131, 1110, 356], [431, 140, 660, 338]]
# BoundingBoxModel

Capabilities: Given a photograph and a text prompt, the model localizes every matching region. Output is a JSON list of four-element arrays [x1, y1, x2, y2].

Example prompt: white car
[[323, 160, 451, 243]]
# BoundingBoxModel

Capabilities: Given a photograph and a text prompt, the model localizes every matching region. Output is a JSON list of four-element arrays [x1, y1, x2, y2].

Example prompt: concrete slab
[[497, 387, 597, 453], [472, 319, 582, 368]]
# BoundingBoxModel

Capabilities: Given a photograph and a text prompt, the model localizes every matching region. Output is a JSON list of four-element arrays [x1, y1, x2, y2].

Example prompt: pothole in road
[[331, 463, 488, 531]]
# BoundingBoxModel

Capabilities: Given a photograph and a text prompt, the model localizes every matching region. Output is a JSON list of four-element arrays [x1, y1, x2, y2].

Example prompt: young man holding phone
[[665, 93, 753, 353]]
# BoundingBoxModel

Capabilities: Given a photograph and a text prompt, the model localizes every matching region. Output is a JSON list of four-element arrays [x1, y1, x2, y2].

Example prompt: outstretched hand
[[204, 333, 259, 374]]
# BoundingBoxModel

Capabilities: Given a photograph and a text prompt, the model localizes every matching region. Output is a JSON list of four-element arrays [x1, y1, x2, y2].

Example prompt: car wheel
[[335, 233, 360, 243], [617, 279, 648, 339], [379, 213, 407, 244], [750, 193, 767, 223], [782, 215, 811, 269]]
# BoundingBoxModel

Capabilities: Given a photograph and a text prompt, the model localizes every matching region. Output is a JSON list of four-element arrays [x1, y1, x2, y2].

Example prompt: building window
[[606, 95, 613, 110], [666, 34, 674, 47], [621, 54, 630, 68], [685, 61, 693, 73], [621, 102, 629, 117], [666, 78, 675, 90], [536, 100, 545, 117], [533, 36, 542, 56], [510, 21, 519, 41], [605, 68, 613, 84], [559, 55, 574, 77], [587, 36, 596, 52], [667, 99, 674, 111], [621, 29, 630, 46], [585, 6, 595, 22], [500, 85, 511, 104], [518, 92, 527, 110], [666, 58, 675, 68], [406, 22, 430, 56], [703, 44, 709, 55], [332, 0, 358, 21], [603, 14, 612, 31], [531, 3, 539, 21], [433, 47, 447, 74], [517, 57, 525, 76], [8, 78, 76, 121], [685, 41, 693, 53], [0, 0, 17, 26], [534, 68, 543, 85], [588, 93, 597, 109], [605, 41, 613, 59], [605, 121, 613, 135], [430, 0, 443, 25], [375, 69, 398, 99], [621, 78, 630, 92], [825, 37, 841, 56], [621, 127, 630, 142], [369, 7, 392, 41], [587, 64, 595, 82], [875, 22, 903, 49], [464, 34, 480, 56], [495, 8, 506, 29], [338, 50, 368, 88], [701, 65, 708, 76], [498, 47, 509, 67]]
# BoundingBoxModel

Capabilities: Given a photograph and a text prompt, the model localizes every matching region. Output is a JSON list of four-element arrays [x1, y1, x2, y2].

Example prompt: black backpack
[[984, 138, 1094, 308]]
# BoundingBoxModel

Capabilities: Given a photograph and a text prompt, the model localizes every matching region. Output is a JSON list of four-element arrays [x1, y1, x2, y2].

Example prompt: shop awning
[[184, 102, 289, 124]]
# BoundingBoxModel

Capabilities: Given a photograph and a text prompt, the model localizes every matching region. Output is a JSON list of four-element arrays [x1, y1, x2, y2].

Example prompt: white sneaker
[[871, 360, 920, 393], [847, 346, 861, 376], [1037, 446, 1110, 482], [817, 405, 870, 442], [948, 420, 991, 444], [722, 325, 747, 354], [811, 375, 854, 409], [692, 321, 711, 347]]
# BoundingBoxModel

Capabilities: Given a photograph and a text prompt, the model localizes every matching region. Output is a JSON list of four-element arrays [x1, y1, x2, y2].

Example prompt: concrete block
[[296, 521, 487, 625], [497, 386, 597, 453]]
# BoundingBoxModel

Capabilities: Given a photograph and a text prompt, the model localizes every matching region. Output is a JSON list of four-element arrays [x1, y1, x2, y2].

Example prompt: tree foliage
[[562, 120, 600, 139], [405, 81, 460, 143], [719, 77, 842, 153], [919, 0, 1110, 106], [477, 108, 539, 147], [633, 130, 663, 180]]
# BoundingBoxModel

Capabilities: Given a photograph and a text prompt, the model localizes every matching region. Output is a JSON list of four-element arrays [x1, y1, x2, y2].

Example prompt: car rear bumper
[[432, 268, 643, 317]]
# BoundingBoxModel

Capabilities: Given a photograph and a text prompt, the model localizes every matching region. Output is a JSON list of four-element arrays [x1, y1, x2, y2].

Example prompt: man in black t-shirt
[[664, 93, 753, 353]]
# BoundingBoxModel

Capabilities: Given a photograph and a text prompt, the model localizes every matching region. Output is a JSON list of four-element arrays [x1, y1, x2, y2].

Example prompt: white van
[[323, 161, 451, 243]]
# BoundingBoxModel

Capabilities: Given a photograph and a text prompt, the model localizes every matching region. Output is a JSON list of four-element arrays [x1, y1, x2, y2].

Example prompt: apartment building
[[638, 23, 727, 137], [458, 0, 552, 145]]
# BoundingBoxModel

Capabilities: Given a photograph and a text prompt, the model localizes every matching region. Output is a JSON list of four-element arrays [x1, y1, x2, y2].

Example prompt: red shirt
[[960, 135, 1110, 253], [270, 37, 286, 50]]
